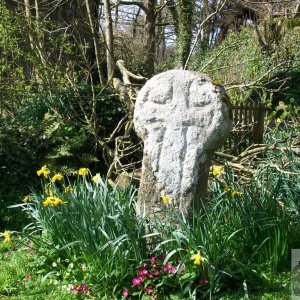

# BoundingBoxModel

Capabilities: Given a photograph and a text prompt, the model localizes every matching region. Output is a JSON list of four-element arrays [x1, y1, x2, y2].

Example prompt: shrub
[[10, 157, 299, 298], [0, 83, 124, 230]]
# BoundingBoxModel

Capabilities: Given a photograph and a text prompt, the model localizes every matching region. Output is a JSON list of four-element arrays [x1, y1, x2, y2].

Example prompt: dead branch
[[116, 60, 147, 85], [184, 0, 227, 70], [214, 140, 300, 177], [106, 62, 145, 187]]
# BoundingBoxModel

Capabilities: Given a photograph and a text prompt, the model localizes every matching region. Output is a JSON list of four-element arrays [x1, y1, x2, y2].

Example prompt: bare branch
[[184, 0, 227, 70], [114, 0, 145, 10], [225, 62, 286, 90]]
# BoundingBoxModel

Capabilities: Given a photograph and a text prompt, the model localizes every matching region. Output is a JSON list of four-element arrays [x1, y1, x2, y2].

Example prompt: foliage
[[6, 146, 298, 299], [0, 236, 75, 300], [0, 84, 123, 230], [193, 22, 300, 105], [12, 167, 148, 298]]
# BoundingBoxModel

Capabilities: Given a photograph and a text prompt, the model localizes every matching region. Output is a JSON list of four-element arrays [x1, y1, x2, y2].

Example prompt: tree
[[103, 0, 115, 82]]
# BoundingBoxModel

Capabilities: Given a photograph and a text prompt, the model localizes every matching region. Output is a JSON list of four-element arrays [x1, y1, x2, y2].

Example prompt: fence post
[[253, 102, 265, 144]]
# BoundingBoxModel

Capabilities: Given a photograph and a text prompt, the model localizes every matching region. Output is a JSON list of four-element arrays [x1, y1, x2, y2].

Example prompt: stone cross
[[134, 70, 232, 215]]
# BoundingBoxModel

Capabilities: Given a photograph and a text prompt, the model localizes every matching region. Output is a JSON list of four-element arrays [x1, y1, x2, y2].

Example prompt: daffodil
[[210, 165, 223, 176], [51, 173, 63, 183], [37, 165, 50, 178], [43, 196, 67, 207], [1, 230, 11, 243], [278, 101, 288, 110], [224, 185, 231, 192], [78, 168, 89, 177], [22, 195, 32, 203], [52, 197, 66, 206], [64, 185, 73, 193], [191, 252, 205, 266], [92, 173, 101, 184], [162, 195, 172, 204], [43, 197, 53, 207], [231, 190, 242, 197]]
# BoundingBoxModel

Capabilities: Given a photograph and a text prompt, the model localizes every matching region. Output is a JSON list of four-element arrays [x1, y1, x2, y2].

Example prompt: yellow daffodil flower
[[191, 252, 205, 266], [162, 195, 172, 204], [210, 165, 223, 176], [64, 185, 73, 193], [231, 190, 242, 197], [78, 168, 89, 177], [52, 197, 66, 206], [51, 173, 63, 183], [43, 198, 53, 207], [278, 101, 288, 110], [43, 197, 67, 207], [22, 195, 32, 203], [1, 230, 11, 243], [92, 173, 101, 184], [37, 165, 50, 178], [224, 185, 231, 192]]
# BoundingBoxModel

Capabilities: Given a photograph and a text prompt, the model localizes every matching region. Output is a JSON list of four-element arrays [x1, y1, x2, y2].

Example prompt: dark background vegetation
[[1, 0, 300, 230]]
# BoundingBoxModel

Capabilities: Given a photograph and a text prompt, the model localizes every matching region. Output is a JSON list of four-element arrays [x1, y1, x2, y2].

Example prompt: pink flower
[[162, 263, 176, 273], [138, 269, 148, 277], [150, 256, 156, 264], [146, 285, 153, 295], [148, 273, 154, 279], [142, 262, 148, 268], [153, 294, 158, 299], [72, 285, 80, 292], [132, 277, 143, 286], [169, 266, 176, 273], [72, 283, 91, 295], [152, 270, 159, 276], [123, 288, 130, 297], [199, 279, 209, 285], [79, 284, 88, 291]]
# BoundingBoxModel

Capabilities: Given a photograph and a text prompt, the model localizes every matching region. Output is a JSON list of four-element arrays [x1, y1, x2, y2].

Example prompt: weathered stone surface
[[134, 70, 232, 214]]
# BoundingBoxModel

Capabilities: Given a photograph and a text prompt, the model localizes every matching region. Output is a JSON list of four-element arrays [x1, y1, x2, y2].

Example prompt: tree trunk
[[167, 0, 194, 68], [103, 0, 115, 83], [176, 0, 194, 68], [143, 0, 156, 78], [85, 0, 104, 85]]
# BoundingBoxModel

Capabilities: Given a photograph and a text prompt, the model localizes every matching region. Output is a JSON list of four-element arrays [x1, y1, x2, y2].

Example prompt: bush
[[192, 22, 300, 105], [0, 84, 124, 230], [10, 158, 299, 298]]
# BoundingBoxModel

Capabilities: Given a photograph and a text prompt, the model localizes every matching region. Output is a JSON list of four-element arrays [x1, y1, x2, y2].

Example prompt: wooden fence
[[227, 102, 265, 153]]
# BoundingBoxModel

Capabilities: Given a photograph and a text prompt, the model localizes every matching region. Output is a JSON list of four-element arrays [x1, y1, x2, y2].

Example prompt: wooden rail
[[228, 102, 265, 153]]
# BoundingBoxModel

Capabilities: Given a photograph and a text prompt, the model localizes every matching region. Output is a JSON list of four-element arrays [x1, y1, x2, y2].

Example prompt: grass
[[1, 126, 299, 299], [0, 239, 292, 299], [0, 240, 73, 300]]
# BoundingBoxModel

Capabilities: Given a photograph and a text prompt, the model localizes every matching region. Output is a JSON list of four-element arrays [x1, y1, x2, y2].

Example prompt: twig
[[184, 0, 227, 70], [225, 62, 286, 90]]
